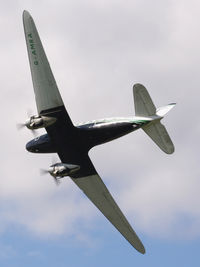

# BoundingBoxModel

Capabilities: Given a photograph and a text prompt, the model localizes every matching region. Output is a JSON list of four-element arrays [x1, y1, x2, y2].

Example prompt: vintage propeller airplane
[[22, 10, 175, 254]]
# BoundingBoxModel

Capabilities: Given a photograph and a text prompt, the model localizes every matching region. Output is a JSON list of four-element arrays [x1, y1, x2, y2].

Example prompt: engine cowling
[[48, 163, 80, 178], [25, 115, 57, 130]]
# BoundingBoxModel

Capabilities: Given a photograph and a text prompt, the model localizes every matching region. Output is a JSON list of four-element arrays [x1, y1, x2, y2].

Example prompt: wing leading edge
[[72, 171, 145, 254]]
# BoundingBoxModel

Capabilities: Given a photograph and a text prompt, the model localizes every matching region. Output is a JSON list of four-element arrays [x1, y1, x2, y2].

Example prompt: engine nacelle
[[25, 115, 57, 130], [48, 163, 80, 178]]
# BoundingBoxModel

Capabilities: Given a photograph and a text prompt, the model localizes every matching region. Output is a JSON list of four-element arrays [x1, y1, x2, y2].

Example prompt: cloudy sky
[[0, 0, 200, 266]]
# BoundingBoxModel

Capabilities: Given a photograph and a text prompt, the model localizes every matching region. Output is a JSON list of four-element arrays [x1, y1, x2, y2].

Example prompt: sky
[[0, 0, 200, 266]]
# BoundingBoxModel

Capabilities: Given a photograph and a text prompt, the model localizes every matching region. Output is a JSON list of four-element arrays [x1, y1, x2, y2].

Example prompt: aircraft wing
[[23, 10, 72, 126], [71, 170, 145, 254], [45, 128, 146, 254]]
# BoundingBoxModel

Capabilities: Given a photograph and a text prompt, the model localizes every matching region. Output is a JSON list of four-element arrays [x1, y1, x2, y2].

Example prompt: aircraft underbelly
[[87, 122, 136, 147], [26, 122, 137, 154]]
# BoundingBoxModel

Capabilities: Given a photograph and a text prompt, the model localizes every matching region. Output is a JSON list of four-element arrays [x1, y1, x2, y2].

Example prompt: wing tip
[[134, 241, 146, 254], [23, 10, 33, 28], [23, 10, 31, 19], [139, 246, 146, 254], [165, 145, 175, 154], [133, 83, 146, 91]]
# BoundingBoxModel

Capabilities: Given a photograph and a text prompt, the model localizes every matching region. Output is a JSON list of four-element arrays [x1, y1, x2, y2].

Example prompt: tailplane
[[156, 103, 176, 117], [142, 121, 175, 154], [133, 84, 175, 154]]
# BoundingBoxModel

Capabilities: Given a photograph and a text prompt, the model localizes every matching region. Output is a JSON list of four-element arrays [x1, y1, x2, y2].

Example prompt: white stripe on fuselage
[[75, 116, 152, 127]]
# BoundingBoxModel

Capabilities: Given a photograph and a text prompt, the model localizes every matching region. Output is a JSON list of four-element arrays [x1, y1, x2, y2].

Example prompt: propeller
[[17, 109, 32, 129], [17, 122, 37, 137], [16, 109, 37, 137], [40, 168, 61, 186]]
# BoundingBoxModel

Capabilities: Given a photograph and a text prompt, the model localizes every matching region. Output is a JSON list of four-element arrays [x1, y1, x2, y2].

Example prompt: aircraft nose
[[26, 140, 34, 152]]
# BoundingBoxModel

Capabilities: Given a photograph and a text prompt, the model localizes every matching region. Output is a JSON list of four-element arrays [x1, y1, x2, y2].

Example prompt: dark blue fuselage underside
[[26, 120, 141, 154]]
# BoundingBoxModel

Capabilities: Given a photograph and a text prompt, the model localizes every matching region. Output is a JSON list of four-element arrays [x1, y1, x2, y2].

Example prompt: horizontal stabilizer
[[133, 83, 175, 154], [142, 121, 174, 154], [156, 103, 176, 117]]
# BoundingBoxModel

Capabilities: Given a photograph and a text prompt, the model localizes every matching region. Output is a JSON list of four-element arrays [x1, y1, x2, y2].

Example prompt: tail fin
[[133, 84, 175, 154]]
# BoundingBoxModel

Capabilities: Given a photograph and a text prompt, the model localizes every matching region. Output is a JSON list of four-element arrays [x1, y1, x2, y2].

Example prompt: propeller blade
[[17, 109, 38, 137], [16, 123, 26, 130], [40, 168, 49, 175], [40, 169, 61, 186], [53, 176, 61, 186]]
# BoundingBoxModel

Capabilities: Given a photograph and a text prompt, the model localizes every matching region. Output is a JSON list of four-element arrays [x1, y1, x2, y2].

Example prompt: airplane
[[22, 10, 175, 254]]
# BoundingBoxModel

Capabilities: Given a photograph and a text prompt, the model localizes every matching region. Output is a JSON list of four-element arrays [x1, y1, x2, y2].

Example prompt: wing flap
[[71, 173, 145, 254]]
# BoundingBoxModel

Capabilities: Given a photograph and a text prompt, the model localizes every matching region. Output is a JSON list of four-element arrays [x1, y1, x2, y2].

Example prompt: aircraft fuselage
[[26, 116, 151, 154]]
